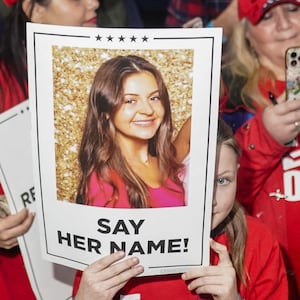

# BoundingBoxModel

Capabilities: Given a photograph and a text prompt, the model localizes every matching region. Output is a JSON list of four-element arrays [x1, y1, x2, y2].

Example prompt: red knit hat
[[3, 0, 18, 6], [239, 0, 300, 24]]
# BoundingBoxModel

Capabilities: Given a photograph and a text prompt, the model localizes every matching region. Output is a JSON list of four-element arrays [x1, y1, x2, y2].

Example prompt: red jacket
[[216, 216, 288, 299], [0, 65, 36, 299], [221, 80, 300, 298]]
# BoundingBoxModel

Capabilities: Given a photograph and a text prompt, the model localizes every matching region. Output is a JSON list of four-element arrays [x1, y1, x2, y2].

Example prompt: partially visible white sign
[[0, 101, 75, 300]]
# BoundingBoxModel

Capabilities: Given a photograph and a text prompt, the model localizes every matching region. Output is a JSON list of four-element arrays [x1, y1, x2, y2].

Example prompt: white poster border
[[27, 24, 222, 276]]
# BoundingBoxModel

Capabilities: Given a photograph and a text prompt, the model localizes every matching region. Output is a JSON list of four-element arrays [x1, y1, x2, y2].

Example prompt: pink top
[[87, 171, 185, 208]]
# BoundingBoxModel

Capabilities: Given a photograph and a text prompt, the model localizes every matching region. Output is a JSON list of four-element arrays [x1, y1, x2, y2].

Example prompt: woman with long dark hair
[[76, 55, 184, 209]]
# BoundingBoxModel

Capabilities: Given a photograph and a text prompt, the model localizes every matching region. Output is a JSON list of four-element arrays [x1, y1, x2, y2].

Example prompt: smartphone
[[286, 46, 300, 101]]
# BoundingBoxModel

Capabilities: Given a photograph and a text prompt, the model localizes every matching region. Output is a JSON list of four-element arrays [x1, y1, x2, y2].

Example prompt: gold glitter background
[[53, 47, 193, 202]]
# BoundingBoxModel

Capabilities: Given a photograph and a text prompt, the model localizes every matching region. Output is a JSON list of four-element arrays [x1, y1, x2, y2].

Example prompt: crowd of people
[[221, 0, 300, 298], [1, 0, 300, 299]]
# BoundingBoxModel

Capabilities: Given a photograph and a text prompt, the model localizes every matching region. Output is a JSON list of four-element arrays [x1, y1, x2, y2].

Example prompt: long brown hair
[[76, 55, 182, 207], [217, 119, 247, 285]]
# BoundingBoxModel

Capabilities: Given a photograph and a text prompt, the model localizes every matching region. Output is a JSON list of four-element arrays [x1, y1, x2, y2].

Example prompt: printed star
[[95, 34, 102, 41], [130, 35, 137, 42], [142, 36, 148, 42], [119, 35, 125, 42], [107, 35, 113, 42]]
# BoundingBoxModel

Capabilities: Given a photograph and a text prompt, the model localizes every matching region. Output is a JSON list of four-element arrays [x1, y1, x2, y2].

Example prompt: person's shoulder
[[243, 215, 284, 278], [246, 215, 270, 232], [245, 215, 277, 245]]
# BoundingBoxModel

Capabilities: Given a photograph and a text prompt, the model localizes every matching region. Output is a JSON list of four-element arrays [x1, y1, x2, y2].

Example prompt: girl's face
[[29, 0, 99, 27], [246, 3, 300, 75], [113, 71, 165, 145], [211, 144, 238, 230]]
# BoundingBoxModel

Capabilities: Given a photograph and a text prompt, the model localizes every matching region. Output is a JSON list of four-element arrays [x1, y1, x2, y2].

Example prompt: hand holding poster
[[26, 24, 222, 276]]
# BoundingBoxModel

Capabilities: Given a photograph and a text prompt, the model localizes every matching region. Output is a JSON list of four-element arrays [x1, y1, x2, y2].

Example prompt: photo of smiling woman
[[76, 54, 185, 209]]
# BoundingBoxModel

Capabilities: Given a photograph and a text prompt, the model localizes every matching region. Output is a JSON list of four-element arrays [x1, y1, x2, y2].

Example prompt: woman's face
[[113, 71, 165, 146], [30, 0, 99, 27], [246, 3, 300, 75], [211, 144, 238, 230]]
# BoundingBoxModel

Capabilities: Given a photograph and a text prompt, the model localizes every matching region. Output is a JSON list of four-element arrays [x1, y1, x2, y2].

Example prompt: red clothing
[[215, 216, 288, 299], [88, 170, 185, 208], [221, 79, 300, 298], [0, 64, 36, 299], [118, 217, 288, 300], [0, 64, 28, 113], [72, 174, 287, 299], [0, 248, 36, 300], [165, 0, 230, 27]]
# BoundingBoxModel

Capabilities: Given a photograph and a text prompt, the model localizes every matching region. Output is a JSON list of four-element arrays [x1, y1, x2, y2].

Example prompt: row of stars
[[95, 34, 149, 42]]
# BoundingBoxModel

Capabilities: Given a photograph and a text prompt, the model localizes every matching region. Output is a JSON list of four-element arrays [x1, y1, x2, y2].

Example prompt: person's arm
[[174, 117, 191, 162], [182, 239, 239, 300], [0, 208, 34, 249], [235, 99, 300, 211], [73, 251, 144, 300]]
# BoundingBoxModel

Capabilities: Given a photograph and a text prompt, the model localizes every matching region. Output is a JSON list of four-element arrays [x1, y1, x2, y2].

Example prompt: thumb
[[210, 239, 232, 267], [276, 91, 286, 103]]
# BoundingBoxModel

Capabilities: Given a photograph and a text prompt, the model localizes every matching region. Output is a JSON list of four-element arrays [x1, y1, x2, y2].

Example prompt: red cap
[[3, 0, 18, 6], [239, 0, 300, 24]]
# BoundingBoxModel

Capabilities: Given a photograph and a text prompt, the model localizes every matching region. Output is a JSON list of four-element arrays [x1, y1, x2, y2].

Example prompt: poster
[[27, 23, 222, 276]]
